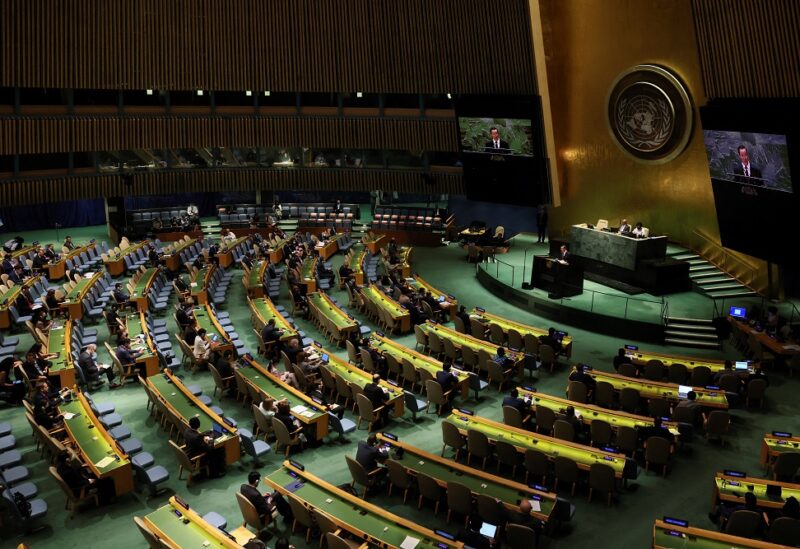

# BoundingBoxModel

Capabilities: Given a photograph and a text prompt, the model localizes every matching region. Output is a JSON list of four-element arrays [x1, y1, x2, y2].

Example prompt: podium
[[530, 255, 583, 297]]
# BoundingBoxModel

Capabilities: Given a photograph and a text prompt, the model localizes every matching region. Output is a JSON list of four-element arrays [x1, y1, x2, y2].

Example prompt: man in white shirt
[[221, 229, 236, 243], [631, 222, 646, 238], [193, 328, 212, 366]]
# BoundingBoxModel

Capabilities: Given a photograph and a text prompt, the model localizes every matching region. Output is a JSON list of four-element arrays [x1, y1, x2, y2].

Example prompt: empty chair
[[746, 378, 767, 408], [495, 439, 522, 476], [507, 524, 537, 549], [446, 481, 473, 527], [616, 425, 639, 457], [524, 449, 549, 485], [535, 406, 556, 435], [240, 431, 271, 465], [594, 381, 615, 409], [667, 363, 688, 384], [648, 397, 671, 419], [287, 494, 315, 543], [643, 360, 664, 381], [689, 365, 712, 387], [416, 472, 444, 515], [771, 452, 800, 482], [587, 462, 616, 506], [441, 420, 466, 459], [590, 419, 613, 447], [467, 429, 492, 469], [327, 413, 356, 441], [132, 462, 170, 498], [553, 456, 579, 495], [619, 387, 640, 414], [386, 459, 413, 503], [644, 436, 672, 476], [704, 410, 730, 446]]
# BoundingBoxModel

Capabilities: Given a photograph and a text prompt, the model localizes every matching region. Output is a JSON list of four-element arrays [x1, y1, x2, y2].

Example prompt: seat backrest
[[134, 516, 163, 548], [502, 405, 523, 428], [442, 420, 465, 450], [706, 410, 730, 434], [467, 429, 490, 457], [725, 509, 762, 538], [567, 380, 587, 403], [644, 436, 671, 463], [767, 517, 800, 545], [356, 393, 375, 421], [535, 406, 556, 431], [425, 379, 445, 403], [589, 462, 616, 490], [590, 419, 612, 444], [168, 440, 194, 470], [507, 524, 537, 549], [271, 417, 292, 446], [235, 491, 264, 530], [416, 471, 442, 500], [553, 419, 575, 442], [48, 465, 77, 503]]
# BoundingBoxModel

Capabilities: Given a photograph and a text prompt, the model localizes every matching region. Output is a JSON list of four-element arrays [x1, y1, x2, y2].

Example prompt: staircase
[[668, 250, 757, 300], [663, 316, 721, 350]]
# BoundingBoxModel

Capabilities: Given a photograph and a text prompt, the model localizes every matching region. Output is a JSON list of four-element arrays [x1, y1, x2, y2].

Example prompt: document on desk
[[62, 412, 76, 420], [528, 499, 542, 512], [301, 410, 316, 418], [291, 405, 308, 414], [399, 536, 420, 549], [95, 456, 116, 468]]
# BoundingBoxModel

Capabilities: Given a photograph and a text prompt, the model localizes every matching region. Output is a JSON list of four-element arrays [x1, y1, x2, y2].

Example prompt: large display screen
[[703, 130, 792, 193], [700, 100, 800, 265], [458, 117, 534, 157], [455, 95, 549, 206]]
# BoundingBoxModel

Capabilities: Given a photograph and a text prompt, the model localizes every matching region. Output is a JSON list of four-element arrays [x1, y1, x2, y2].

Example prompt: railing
[[478, 259, 667, 324], [691, 228, 763, 290], [713, 295, 800, 325]]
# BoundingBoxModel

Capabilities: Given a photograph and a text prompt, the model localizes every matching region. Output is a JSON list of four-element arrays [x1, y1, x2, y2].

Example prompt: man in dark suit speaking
[[733, 145, 763, 185], [484, 127, 510, 154]]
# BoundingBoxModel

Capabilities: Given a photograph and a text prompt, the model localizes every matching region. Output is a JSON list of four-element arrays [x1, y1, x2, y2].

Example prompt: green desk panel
[[237, 364, 326, 422], [146, 504, 229, 549], [61, 399, 129, 474]]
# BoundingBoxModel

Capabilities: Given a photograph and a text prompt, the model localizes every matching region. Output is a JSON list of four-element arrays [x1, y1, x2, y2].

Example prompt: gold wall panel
[[539, 0, 767, 288]]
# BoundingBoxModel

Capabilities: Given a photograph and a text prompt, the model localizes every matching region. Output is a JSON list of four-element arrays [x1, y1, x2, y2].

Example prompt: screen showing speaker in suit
[[703, 130, 793, 193]]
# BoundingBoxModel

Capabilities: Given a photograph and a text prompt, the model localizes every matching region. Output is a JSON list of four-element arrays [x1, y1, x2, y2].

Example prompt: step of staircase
[[706, 289, 758, 299], [698, 281, 745, 291], [664, 316, 722, 350], [663, 337, 722, 350], [689, 264, 717, 273], [664, 329, 718, 340], [670, 252, 700, 261], [690, 272, 733, 282]]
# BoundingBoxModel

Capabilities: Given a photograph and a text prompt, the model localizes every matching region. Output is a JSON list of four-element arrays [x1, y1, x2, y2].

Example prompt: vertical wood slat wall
[[0, 116, 460, 155], [691, 0, 800, 98], [0, 0, 537, 94], [0, 169, 464, 207]]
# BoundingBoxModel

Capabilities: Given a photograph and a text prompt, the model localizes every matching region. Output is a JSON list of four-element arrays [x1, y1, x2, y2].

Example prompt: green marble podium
[[570, 225, 667, 270]]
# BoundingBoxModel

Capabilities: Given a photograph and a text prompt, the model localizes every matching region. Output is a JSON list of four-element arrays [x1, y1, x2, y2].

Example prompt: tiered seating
[[242, 259, 283, 300], [358, 285, 411, 334], [285, 202, 359, 220], [217, 236, 251, 268], [182, 264, 232, 306], [161, 237, 203, 272], [0, 420, 49, 533], [218, 204, 273, 226], [372, 205, 444, 231], [63, 243, 104, 275], [102, 237, 149, 276], [0, 274, 50, 330], [129, 206, 190, 234], [126, 266, 172, 313], [60, 271, 108, 322]]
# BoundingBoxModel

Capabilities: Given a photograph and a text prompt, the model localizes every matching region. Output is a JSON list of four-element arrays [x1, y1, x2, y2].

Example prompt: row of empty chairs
[[0, 420, 49, 533]]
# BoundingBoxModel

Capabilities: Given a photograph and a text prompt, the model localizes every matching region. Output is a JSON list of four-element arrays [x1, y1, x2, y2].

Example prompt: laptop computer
[[479, 522, 497, 539], [735, 361, 749, 371], [678, 385, 692, 399], [729, 306, 747, 319]]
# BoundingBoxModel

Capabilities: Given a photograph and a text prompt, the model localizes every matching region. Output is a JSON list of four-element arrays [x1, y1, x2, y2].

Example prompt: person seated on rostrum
[[612, 348, 632, 371], [363, 374, 390, 422], [709, 491, 764, 532], [568, 363, 596, 400], [274, 400, 307, 446], [261, 318, 285, 356], [539, 327, 563, 355], [435, 360, 459, 407], [356, 434, 388, 479], [502, 387, 528, 416], [631, 222, 646, 238], [78, 344, 120, 389], [192, 328, 212, 368], [240, 471, 292, 529], [56, 450, 115, 504], [638, 416, 674, 444], [113, 283, 132, 310], [557, 405, 583, 435], [183, 416, 226, 478]]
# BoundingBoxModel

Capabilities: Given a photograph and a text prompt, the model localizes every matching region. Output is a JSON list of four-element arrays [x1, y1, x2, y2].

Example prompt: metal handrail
[[477, 261, 665, 322], [691, 229, 761, 289]]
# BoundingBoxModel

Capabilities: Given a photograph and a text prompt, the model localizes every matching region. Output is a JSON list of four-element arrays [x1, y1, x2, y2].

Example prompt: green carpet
[[2, 224, 797, 548]]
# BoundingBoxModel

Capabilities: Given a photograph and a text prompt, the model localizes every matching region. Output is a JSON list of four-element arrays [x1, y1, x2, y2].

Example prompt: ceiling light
[[196, 90, 204, 96], [146, 89, 153, 96], [245, 90, 252, 97], [356, 92, 363, 98], [264, 91, 271, 97]]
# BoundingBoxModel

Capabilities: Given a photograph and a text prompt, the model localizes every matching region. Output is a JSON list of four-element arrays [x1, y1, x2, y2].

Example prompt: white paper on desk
[[528, 499, 541, 512], [301, 410, 315, 418], [399, 536, 419, 549], [190, 282, 198, 287], [784, 344, 800, 351], [95, 456, 115, 468], [291, 405, 308, 414], [62, 412, 76, 420]]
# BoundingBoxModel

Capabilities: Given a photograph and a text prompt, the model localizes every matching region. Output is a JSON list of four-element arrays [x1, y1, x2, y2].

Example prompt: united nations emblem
[[607, 65, 693, 163]]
